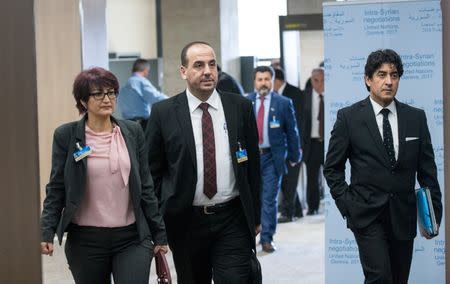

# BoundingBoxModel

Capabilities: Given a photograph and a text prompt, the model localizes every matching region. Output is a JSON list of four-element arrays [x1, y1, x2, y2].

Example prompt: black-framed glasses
[[89, 91, 118, 101]]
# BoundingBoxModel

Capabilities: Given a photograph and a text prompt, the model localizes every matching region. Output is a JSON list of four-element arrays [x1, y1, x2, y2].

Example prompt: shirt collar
[[186, 88, 220, 113], [278, 82, 287, 95], [369, 96, 397, 116], [256, 91, 272, 101], [312, 88, 323, 97]]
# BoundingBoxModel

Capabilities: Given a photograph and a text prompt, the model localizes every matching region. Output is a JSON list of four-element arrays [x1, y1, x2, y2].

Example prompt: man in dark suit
[[216, 65, 245, 96], [302, 67, 325, 215], [324, 49, 442, 284], [247, 66, 301, 253], [146, 41, 261, 284], [273, 68, 304, 223]]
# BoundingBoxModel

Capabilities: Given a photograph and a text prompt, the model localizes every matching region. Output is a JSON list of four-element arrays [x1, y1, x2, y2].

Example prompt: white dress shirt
[[254, 92, 272, 148], [186, 88, 238, 206], [370, 97, 399, 160], [310, 89, 322, 138]]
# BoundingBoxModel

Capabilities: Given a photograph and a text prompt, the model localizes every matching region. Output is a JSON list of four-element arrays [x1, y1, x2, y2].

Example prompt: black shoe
[[306, 209, 318, 216], [278, 215, 294, 223], [295, 212, 304, 218], [261, 242, 276, 253]]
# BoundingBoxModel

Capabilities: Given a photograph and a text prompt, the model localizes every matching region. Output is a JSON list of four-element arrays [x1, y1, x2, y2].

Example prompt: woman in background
[[40, 67, 167, 284]]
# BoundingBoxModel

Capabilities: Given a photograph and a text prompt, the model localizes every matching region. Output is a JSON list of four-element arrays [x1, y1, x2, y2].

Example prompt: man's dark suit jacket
[[145, 90, 261, 241], [217, 71, 245, 96], [324, 97, 442, 240], [280, 83, 304, 148], [301, 80, 316, 161], [40, 116, 167, 245]]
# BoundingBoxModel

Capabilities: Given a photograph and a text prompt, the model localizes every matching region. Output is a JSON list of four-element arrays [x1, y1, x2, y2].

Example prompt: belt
[[259, 148, 271, 155], [193, 197, 240, 215]]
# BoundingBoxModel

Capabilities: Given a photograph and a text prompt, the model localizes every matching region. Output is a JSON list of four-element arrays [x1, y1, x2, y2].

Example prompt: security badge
[[73, 142, 92, 162], [235, 142, 248, 163], [269, 114, 280, 128]]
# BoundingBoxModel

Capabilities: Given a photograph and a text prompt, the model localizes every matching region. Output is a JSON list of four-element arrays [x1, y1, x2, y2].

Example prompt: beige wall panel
[[107, 0, 157, 59], [35, 0, 82, 201], [0, 0, 41, 282], [161, 0, 221, 96]]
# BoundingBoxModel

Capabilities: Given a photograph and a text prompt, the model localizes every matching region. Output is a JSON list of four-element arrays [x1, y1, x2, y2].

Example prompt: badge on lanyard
[[73, 142, 92, 162], [269, 115, 281, 128], [235, 142, 248, 163]]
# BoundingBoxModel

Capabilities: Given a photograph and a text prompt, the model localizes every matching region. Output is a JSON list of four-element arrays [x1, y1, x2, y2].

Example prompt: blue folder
[[416, 187, 438, 237]]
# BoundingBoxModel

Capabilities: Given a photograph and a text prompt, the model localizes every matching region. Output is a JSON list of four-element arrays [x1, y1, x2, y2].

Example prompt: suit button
[[390, 193, 395, 198], [391, 170, 395, 174]]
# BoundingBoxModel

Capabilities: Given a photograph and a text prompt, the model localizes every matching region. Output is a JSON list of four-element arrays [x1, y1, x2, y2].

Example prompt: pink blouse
[[73, 124, 135, 227]]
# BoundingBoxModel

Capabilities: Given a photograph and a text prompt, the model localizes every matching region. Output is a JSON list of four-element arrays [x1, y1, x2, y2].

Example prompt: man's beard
[[258, 87, 270, 96]]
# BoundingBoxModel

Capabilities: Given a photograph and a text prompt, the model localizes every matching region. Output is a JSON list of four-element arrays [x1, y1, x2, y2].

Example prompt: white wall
[[106, 0, 157, 58]]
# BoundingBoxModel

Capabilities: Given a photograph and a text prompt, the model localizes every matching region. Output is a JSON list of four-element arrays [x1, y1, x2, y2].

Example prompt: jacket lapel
[[75, 116, 88, 169], [175, 92, 197, 170], [360, 97, 391, 167], [220, 92, 238, 179], [395, 99, 406, 167]]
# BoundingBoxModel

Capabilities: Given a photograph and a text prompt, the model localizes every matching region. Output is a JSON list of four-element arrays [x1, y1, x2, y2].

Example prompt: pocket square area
[[405, 137, 419, 141]]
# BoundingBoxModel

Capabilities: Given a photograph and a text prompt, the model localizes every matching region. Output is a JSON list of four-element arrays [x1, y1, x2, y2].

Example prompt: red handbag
[[155, 250, 172, 284]]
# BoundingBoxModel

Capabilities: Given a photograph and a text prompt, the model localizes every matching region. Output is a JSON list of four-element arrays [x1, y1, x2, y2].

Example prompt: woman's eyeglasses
[[89, 91, 118, 101]]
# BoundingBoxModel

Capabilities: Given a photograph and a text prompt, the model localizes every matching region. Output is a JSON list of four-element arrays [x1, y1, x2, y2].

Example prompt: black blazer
[[145, 90, 261, 239], [217, 71, 245, 96], [281, 82, 304, 149], [301, 81, 315, 161], [40, 116, 167, 245], [324, 97, 442, 239]]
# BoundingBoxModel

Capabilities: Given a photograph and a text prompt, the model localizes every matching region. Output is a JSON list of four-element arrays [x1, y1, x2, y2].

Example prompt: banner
[[323, 1, 444, 283]]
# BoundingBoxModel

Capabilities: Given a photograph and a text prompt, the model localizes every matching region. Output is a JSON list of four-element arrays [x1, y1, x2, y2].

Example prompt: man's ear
[[364, 75, 371, 88], [180, 65, 187, 80]]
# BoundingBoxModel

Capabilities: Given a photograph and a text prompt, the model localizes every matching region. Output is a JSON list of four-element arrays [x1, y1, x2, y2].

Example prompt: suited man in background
[[146, 41, 261, 283], [302, 67, 325, 215], [324, 49, 442, 283], [247, 66, 300, 253], [216, 65, 245, 96], [273, 68, 304, 223]]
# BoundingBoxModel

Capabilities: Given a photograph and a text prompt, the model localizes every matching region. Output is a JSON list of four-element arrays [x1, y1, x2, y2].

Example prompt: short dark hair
[[253, 66, 274, 80], [72, 67, 119, 114], [274, 68, 285, 81], [180, 41, 213, 67], [132, 58, 150, 73], [364, 49, 403, 91]]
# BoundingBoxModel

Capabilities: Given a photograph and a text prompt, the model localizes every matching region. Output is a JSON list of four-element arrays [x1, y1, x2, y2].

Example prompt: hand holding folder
[[416, 187, 439, 238]]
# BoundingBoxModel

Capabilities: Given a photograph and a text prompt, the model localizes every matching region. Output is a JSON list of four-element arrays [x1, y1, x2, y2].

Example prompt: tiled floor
[[42, 213, 324, 284]]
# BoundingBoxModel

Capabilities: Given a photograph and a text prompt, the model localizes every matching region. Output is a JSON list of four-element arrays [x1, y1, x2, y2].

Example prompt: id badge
[[270, 116, 280, 128], [73, 142, 92, 162], [236, 142, 248, 163]]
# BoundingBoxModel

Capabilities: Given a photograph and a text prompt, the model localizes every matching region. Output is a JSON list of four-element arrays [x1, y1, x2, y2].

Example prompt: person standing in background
[[302, 67, 325, 215], [216, 65, 245, 96], [273, 68, 304, 223], [247, 66, 301, 253], [117, 58, 167, 130]]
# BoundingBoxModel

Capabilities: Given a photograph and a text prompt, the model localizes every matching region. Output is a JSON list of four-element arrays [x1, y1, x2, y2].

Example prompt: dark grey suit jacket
[[145, 90, 261, 242], [40, 116, 167, 245], [324, 97, 442, 240]]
